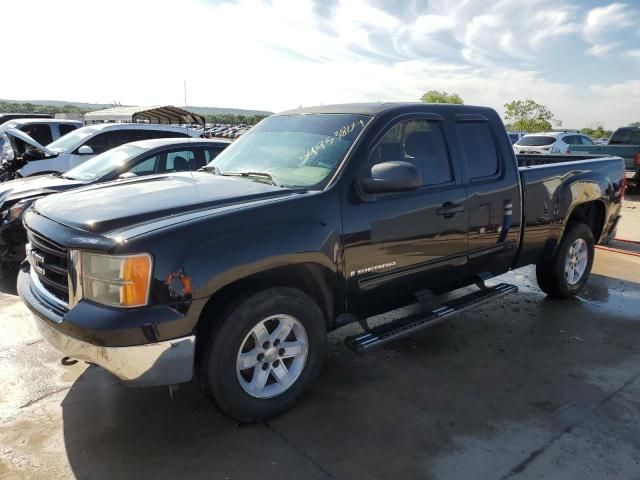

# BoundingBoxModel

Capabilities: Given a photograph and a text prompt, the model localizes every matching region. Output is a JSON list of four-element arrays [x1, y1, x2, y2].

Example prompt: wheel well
[[197, 264, 336, 333], [568, 201, 605, 242]]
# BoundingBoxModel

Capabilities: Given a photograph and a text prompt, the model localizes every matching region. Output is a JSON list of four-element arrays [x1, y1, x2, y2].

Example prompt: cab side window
[[368, 119, 452, 186], [456, 121, 500, 180]]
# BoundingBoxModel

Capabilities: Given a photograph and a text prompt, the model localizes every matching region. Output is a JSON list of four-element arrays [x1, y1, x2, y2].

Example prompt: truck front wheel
[[536, 222, 595, 298], [197, 287, 327, 422]]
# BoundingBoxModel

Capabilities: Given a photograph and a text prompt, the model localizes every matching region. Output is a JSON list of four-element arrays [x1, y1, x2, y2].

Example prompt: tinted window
[[142, 129, 191, 139], [58, 124, 78, 137], [610, 129, 640, 145], [20, 124, 52, 145], [82, 132, 111, 154], [457, 122, 499, 179], [579, 135, 595, 145], [508, 134, 518, 144], [166, 150, 196, 172], [516, 136, 555, 146], [368, 119, 452, 186], [562, 135, 576, 145]]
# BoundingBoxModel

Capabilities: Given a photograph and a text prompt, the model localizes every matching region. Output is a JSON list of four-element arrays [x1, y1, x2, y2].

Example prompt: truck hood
[[32, 171, 298, 235], [5, 128, 58, 159], [0, 174, 83, 208]]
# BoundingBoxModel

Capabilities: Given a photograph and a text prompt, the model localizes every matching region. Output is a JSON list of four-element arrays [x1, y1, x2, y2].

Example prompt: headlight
[[2, 199, 35, 223], [72, 251, 153, 308]]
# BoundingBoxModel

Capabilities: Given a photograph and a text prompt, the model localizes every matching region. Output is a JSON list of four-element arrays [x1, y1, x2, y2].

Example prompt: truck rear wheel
[[197, 287, 326, 422], [536, 222, 594, 298]]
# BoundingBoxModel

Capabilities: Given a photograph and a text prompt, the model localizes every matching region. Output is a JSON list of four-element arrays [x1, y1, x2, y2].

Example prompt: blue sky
[[4, 0, 640, 128]]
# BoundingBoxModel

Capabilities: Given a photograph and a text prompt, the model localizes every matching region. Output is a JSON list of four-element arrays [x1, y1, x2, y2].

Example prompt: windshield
[[63, 144, 145, 181], [609, 129, 640, 145], [46, 126, 101, 152], [208, 113, 371, 189], [516, 136, 555, 146]]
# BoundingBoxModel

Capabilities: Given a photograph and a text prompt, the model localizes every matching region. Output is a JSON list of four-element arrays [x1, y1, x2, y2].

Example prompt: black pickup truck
[[18, 103, 624, 422]]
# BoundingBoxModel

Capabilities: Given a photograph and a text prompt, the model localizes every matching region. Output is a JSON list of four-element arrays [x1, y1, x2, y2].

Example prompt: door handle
[[436, 202, 465, 218]]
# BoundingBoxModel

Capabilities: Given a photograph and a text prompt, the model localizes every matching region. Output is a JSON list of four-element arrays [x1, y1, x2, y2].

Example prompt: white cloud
[[587, 42, 622, 57], [584, 3, 637, 42], [583, 3, 639, 55]]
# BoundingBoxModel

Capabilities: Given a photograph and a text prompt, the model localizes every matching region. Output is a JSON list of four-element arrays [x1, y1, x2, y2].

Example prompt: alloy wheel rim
[[236, 314, 308, 399], [565, 238, 589, 285]]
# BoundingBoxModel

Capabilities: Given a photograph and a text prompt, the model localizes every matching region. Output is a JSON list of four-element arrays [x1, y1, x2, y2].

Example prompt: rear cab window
[[610, 129, 640, 145], [456, 121, 500, 180]]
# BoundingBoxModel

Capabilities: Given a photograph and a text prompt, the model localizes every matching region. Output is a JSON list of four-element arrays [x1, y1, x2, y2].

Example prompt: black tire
[[536, 222, 595, 298], [197, 287, 327, 423]]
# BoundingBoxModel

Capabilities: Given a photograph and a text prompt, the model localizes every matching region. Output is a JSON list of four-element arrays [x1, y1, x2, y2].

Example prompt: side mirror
[[118, 172, 137, 179], [360, 161, 422, 194], [77, 145, 94, 155]]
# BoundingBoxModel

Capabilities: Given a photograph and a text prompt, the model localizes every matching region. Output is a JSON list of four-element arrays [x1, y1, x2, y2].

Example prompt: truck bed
[[514, 154, 625, 268]]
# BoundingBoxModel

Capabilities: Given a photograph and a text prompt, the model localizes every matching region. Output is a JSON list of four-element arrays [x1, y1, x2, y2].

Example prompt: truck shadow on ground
[[59, 273, 640, 480]]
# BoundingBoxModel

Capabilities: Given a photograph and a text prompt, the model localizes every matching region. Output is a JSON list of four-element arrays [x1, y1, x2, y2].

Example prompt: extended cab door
[[454, 115, 521, 278], [342, 114, 469, 315]]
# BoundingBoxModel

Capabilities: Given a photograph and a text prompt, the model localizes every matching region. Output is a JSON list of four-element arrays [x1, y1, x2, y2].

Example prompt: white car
[[0, 118, 83, 161], [507, 131, 526, 144], [514, 131, 596, 155], [4, 123, 202, 177]]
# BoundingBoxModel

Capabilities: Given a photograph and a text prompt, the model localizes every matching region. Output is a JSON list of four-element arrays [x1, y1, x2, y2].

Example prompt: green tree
[[420, 90, 464, 104], [629, 121, 640, 127], [503, 99, 561, 132], [580, 125, 612, 140]]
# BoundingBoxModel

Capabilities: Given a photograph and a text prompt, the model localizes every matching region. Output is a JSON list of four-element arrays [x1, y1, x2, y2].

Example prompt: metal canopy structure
[[84, 105, 205, 125]]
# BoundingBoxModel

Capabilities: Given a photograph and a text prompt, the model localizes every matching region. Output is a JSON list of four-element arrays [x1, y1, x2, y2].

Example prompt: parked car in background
[[2, 123, 202, 179], [569, 127, 640, 185], [0, 113, 53, 126], [17, 102, 624, 422], [507, 131, 526, 144], [0, 118, 83, 161], [0, 138, 229, 273], [514, 131, 596, 155]]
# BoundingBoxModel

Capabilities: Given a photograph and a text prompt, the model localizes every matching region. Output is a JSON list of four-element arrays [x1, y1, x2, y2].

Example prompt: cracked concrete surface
[[1, 195, 639, 480]]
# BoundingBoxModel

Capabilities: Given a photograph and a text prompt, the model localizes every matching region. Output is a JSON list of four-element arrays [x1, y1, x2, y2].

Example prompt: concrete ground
[[2, 195, 640, 480]]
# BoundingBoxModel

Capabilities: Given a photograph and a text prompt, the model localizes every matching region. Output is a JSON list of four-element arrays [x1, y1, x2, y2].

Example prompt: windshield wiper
[[220, 171, 282, 187]]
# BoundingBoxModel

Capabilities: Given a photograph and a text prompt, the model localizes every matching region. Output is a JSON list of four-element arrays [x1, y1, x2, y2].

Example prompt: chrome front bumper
[[19, 268, 195, 387], [33, 316, 195, 387]]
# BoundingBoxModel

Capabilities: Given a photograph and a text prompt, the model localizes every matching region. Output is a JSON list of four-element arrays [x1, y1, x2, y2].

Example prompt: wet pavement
[[1, 196, 640, 480]]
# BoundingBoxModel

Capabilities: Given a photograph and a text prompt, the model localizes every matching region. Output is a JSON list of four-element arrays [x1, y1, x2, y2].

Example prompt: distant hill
[[186, 106, 273, 117], [0, 99, 272, 117]]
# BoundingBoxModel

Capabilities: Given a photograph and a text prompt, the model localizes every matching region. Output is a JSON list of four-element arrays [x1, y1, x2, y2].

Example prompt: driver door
[[342, 116, 469, 315]]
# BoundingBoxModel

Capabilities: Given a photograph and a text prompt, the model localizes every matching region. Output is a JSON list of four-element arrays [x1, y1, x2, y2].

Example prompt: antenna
[[184, 80, 187, 109]]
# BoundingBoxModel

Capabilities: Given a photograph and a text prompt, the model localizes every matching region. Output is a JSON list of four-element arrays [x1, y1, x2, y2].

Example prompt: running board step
[[345, 282, 517, 352]]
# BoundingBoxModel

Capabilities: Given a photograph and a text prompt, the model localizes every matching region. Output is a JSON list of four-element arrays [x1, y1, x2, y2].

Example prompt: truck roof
[[277, 102, 491, 117]]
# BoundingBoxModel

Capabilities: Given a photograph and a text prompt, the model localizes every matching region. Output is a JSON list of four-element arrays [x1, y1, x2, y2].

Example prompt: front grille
[[27, 230, 69, 304]]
